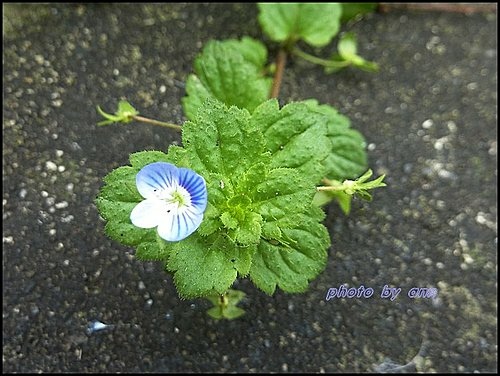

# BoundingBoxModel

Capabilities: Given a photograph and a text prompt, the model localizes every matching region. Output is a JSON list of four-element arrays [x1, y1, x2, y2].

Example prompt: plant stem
[[131, 115, 182, 131], [316, 185, 344, 192], [292, 47, 351, 69], [270, 48, 287, 98]]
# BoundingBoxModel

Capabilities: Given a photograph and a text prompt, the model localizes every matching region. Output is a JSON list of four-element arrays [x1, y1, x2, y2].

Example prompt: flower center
[[165, 186, 191, 212]]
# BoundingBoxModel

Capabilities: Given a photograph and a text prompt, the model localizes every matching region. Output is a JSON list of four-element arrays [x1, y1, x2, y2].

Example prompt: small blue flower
[[130, 162, 207, 242]]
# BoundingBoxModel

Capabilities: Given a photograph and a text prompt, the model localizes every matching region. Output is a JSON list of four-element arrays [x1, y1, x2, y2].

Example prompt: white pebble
[[447, 121, 457, 132], [475, 212, 487, 224], [49, 229, 56, 235], [19, 189, 27, 199], [463, 254, 474, 264], [55, 201, 68, 209], [422, 119, 433, 129], [45, 161, 58, 171], [61, 215, 74, 223], [3, 236, 14, 244], [57, 165, 66, 172], [434, 140, 444, 150]]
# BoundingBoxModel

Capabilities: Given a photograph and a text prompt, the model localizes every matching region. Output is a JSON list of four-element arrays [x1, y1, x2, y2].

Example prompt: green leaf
[[325, 126, 367, 180], [334, 191, 352, 214], [251, 167, 316, 221], [302, 99, 368, 180], [97, 100, 139, 126], [206, 289, 246, 320], [249, 208, 330, 295], [337, 32, 379, 72], [303, 99, 351, 130], [182, 39, 272, 120], [258, 3, 342, 47], [223, 36, 268, 69], [229, 212, 263, 246], [183, 98, 266, 178], [117, 100, 139, 117], [313, 190, 352, 214], [218, 305, 246, 320], [129, 150, 175, 168], [167, 233, 254, 298], [251, 99, 331, 183], [220, 212, 239, 230], [338, 32, 358, 60]]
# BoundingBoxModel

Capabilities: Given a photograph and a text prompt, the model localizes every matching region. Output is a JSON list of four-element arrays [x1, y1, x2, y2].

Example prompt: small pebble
[[55, 201, 68, 209], [422, 119, 433, 129], [45, 161, 58, 171]]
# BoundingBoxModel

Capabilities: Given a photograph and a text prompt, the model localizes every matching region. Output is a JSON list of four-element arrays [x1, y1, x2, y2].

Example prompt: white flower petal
[[157, 208, 204, 242], [130, 199, 169, 228], [136, 162, 179, 199]]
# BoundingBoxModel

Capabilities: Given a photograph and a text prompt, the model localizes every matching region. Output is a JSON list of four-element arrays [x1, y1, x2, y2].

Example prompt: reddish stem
[[270, 49, 287, 98]]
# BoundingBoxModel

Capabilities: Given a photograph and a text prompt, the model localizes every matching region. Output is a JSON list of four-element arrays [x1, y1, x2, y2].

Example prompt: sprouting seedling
[[314, 170, 387, 214], [205, 289, 246, 320], [97, 100, 181, 130], [96, 100, 139, 126], [327, 32, 379, 73]]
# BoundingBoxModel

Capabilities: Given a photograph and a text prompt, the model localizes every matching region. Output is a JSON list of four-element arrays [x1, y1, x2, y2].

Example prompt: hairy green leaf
[[249, 208, 330, 295], [258, 3, 342, 47], [251, 99, 331, 182], [303, 99, 368, 180], [251, 167, 316, 221], [325, 126, 367, 180], [223, 36, 268, 69], [182, 39, 272, 120], [167, 233, 255, 298], [183, 98, 266, 178]]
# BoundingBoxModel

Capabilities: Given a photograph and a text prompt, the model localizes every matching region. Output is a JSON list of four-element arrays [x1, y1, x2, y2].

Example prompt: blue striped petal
[[177, 167, 208, 214], [136, 162, 178, 199], [157, 206, 204, 242]]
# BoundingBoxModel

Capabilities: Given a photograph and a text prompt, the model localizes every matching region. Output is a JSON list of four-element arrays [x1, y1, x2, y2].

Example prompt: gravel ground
[[3, 4, 497, 372]]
